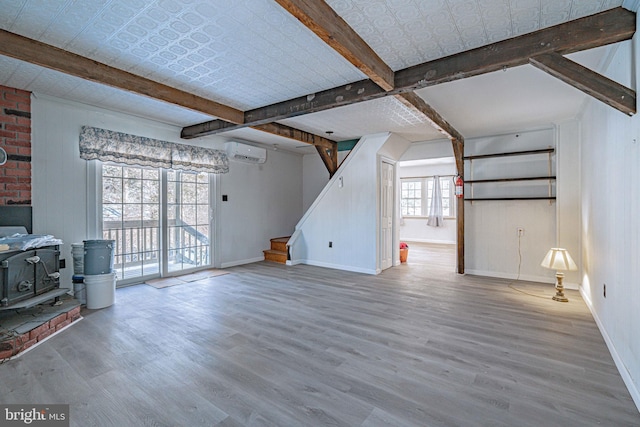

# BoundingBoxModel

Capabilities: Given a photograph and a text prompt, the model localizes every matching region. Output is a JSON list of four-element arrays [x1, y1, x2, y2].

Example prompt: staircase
[[263, 237, 289, 264]]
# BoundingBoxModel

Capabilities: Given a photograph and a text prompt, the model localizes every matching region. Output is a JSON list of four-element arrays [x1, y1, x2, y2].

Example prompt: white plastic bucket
[[83, 240, 115, 275], [84, 272, 116, 309], [71, 243, 84, 275], [72, 275, 86, 305]]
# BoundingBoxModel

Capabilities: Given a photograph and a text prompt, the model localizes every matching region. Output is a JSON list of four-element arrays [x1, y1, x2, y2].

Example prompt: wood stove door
[[1, 250, 37, 306], [34, 248, 60, 295]]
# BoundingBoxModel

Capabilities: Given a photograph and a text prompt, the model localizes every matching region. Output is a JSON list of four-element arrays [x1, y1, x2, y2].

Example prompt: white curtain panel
[[427, 175, 444, 227]]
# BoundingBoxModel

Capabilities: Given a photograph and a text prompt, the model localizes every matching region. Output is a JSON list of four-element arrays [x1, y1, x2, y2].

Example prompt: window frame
[[88, 160, 217, 287], [400, 175, 456, 219]]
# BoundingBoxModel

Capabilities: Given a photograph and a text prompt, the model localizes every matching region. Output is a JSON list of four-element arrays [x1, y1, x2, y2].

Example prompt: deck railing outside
[[103, 219, 209, 280]]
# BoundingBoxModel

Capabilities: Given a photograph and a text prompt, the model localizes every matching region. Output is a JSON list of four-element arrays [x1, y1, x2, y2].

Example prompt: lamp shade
[[541, 248, 578, 271]]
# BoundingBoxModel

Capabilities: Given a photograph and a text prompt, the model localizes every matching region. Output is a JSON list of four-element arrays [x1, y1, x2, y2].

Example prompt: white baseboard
[[220, 257, 264, 268], [580, 286, 640, 412], [400, 238, 456, 245], [562, 281, 580, 291], [290, 259, 377, 275], [465, 269, 553, 285]]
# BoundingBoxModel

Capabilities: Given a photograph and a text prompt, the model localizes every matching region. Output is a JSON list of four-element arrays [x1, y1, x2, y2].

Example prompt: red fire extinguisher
[[454, 175, 464, 198]]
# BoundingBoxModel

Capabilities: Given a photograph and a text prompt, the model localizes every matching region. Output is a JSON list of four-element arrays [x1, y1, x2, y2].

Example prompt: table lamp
[[541, 248, 577, 302]]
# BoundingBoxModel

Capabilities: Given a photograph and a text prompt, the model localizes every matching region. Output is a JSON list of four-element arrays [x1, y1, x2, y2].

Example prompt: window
[[103, 165, 160, 280], [401, 180, 422, 216], [401, 176, 455, 218], [167, 170, 210, 272], [100, 164, 212, 283]]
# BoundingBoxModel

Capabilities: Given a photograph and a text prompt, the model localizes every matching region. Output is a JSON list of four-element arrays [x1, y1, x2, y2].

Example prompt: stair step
[[270, 236, 290, 252], [263, 249, 287, 264]]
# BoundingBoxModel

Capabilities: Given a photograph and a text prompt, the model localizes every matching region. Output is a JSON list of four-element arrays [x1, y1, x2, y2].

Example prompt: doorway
[[402, 242, 456, 272], [398, 157, 457, 271], [380, 160, 394, 271], [101, 164, 214, 285]]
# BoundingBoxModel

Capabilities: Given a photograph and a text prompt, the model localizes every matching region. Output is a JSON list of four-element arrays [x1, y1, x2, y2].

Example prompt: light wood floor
[[1, 248, 638, 426]]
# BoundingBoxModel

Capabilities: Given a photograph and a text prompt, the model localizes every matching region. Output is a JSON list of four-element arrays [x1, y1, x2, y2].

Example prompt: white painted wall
[[400, 139, 454, 161], [219, 152, 302, 267], [290, 133, 410, 274], [302, 150, 349, 212], [31, 95, 302, 287], [556, 119, 582, 287], [398, 160, 457, 244], [579, 35, 640, 408], [464, 128, 558, 283]]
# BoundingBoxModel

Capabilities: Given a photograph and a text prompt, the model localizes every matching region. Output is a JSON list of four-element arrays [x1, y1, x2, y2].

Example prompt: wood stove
[[0, 226, 68, 310], [0, 246, 63, 307]]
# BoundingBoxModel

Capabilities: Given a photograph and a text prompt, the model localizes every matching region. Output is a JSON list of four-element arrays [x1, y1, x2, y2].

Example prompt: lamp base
[[552, 272, 569, 302]]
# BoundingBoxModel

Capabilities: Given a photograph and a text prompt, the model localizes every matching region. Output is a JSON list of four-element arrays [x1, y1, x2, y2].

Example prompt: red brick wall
[[0, 85, 31, 206]]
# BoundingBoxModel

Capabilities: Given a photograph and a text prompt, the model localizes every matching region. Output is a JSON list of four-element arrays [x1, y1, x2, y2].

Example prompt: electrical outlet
[[603, 283, 606, 298], [329, 241, 332, 248], [517, 227, 524, 237]]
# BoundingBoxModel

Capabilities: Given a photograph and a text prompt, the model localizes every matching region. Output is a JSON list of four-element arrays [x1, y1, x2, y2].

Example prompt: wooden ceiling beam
[[274, 0, 394, 91], [181, 7, 635, 139], [395, 92, 464, 142], [314, 144, 339, 178], [394, 90, 466, 274], [252, 122, 338, 176], [454, 137, 465, 275], [452, 138, 465, 177], [181, 78, 383, 138], [396, 7, 635, 90], [0, 29, 245, 124], [529, 52, 636, 116], [251, 122, 335, 150]]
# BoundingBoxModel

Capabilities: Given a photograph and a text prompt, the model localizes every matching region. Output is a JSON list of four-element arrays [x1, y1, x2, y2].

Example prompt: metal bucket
[[83, 240, 115, 275]]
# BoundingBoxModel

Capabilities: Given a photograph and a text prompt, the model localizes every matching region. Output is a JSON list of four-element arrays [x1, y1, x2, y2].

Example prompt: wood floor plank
[[0, 243, 637, 426]]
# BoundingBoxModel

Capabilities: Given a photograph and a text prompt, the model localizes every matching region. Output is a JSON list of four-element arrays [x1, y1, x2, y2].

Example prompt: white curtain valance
[[79, 126, 229, 174]]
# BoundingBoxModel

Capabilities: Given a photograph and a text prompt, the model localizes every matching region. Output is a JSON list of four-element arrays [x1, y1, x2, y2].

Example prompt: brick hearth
[[0, 295, 81, 360]]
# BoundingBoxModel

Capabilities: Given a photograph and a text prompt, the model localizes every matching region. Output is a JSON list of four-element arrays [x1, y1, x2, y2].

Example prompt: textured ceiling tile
[[280, 96, 442, 142], [603, 0, 622, 7], [8, 1, 66, 38], [0, 0, 626, 141], [482, 18, 513, 42], [0, 56, 23, 86], [571, 0, 608, 18], [540, 12, 570, 28], [0, 0, 26, 29], [511, 10, 540, 36], [34, 69, 83, 98], [509, 0, 541, 11], [540, 0, 573, 13]]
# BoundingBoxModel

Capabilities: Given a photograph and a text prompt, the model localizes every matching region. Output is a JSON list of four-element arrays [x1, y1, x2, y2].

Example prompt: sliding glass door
[[101, 164, 212, 283], [102, 165, 161, 281], [166, 170, 210, 273]]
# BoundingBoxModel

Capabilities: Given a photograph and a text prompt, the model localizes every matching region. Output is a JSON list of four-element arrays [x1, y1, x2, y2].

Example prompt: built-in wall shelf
[[465, 196, 556, 201], [463, 148, 555, 161], [465, 176, 556, 184], [465, 147, 556, 201]]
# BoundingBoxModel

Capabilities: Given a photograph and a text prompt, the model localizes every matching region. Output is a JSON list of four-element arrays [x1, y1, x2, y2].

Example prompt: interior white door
[[380, 160, 394, 270]]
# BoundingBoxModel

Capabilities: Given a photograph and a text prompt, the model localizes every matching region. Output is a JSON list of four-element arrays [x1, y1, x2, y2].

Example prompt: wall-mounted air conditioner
[[225, 141, 267, 164]]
